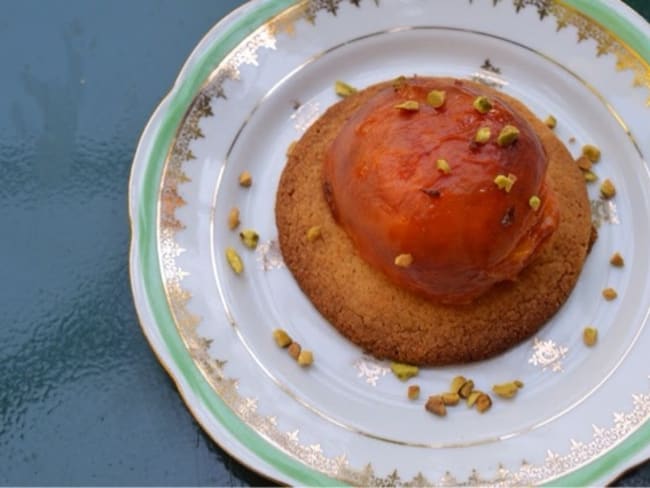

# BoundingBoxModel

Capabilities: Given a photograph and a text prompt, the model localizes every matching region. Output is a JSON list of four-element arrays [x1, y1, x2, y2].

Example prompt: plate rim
[[128, 0, 650, 485]]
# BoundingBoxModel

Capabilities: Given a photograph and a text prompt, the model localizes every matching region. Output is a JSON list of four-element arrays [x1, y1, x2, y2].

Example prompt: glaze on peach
[[323, 78, 559, 304]]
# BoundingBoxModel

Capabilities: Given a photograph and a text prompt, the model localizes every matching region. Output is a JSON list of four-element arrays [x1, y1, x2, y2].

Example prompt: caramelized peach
[[323, 78, 559, 304]]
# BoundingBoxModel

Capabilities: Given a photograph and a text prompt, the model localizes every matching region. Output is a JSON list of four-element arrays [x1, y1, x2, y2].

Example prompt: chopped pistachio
[[576, 155, 592, 172], [600, 178, 616, 199], [544, 115, 557, 129], [390, 362, 419, 381], [602, 287, 618, 301], [239, 170, 253, 187], [391, 75, 407, 90], [441, 392, 460, 406], [494, 175, 509, 191], [288, 342, 301, 360], [306, 226, 322, 242], [395, 100, 420, 111], [475, 127, 491, 144], [497, 124, 520, 147], [297, 350, 314, 367], [225, 247, 243, 274], [466, 390, 482, 408], [514, 380, 524, 388], [407, 385, 420, 400], [529, 195, 541, 211], [584, 170, 598, 183], [473, 96, 492, 114], [239, 229, 260, 250], [459, 379, 475, 399], [492, 381, 523, 399], [227, 207, 240, 230], [427, 90, 446, 108], [436, 159, 451, 175], [273, 329, 292, 348], [425, 395, 447, 417], [610, 252, 625, 267], [583, 327, 598, 347], [334, 80, 357, 97], [394, 253, 414, 268], [475, 393, 492, 413], [494, 173, 517, 193], [582, 144, 601, 163], [450, 376, 467, 394]]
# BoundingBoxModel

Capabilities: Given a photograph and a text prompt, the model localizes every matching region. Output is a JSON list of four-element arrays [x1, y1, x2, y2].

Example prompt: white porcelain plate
[[129, 0, 650, 485]]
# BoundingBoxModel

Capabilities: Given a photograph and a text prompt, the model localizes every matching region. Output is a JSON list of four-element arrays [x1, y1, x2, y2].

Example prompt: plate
[[129, 0, 650, 485]]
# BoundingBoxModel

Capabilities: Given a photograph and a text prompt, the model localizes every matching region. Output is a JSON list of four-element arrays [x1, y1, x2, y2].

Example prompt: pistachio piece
[[395, 100, 420, 111], [288, 342, 301, 360], [450, 376, 467, 394], [239, 229, 260, 250], [427, 90, 446, 108], [297, 350, 314, 367], [458, 379, 475, 399], [391, 76, 407, 90], [473, 96, 492, 114], [494, 173, 517, 193], [239, 170, 253, 187], [514, 380, 524, 388], [475, 393, 492, 413], [582, 144, 601, 163], [544, 115, 557, 129], [584, 170, 598, 183], [227, 207, 240, 230], [466, 390, 482, 408], [335, 80, 357, 97], [497, 124, 520, 147], [602, 287, 618, 301], [425, 395, 447, 417], [436, 159, 451, 175], [407, 385, 420, 401], [225, 247, 243, 275], [492, 381, 523, 399], [441, 392, 460, 406], [583, 327, 598, 347], [529, 195, 541, 211], [610, 252, 625, 267], [273, 329, 292, 348], [394, 253, 413, 268], [475, 127, 491, 144], [390, 362, 419, 381], [576, 156, 592, 171], [600, 179, 616, 199], [306, 226, 322, 242]]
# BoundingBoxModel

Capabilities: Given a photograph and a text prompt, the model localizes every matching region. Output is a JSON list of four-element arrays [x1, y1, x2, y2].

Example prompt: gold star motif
[[556, 18, 569, 31], [577, 28, 589, 43], [596, 40, 612, 57]]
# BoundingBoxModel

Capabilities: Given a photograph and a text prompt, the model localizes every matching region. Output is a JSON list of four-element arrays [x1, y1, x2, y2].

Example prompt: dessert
[[275, 76, 592, 365]]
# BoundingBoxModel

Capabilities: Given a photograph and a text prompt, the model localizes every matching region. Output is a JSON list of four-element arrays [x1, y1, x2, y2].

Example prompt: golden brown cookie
[[275, 78, 591, 365]]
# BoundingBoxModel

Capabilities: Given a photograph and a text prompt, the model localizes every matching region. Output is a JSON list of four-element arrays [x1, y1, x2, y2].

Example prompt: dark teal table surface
[[1, 1, 649, 485]]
